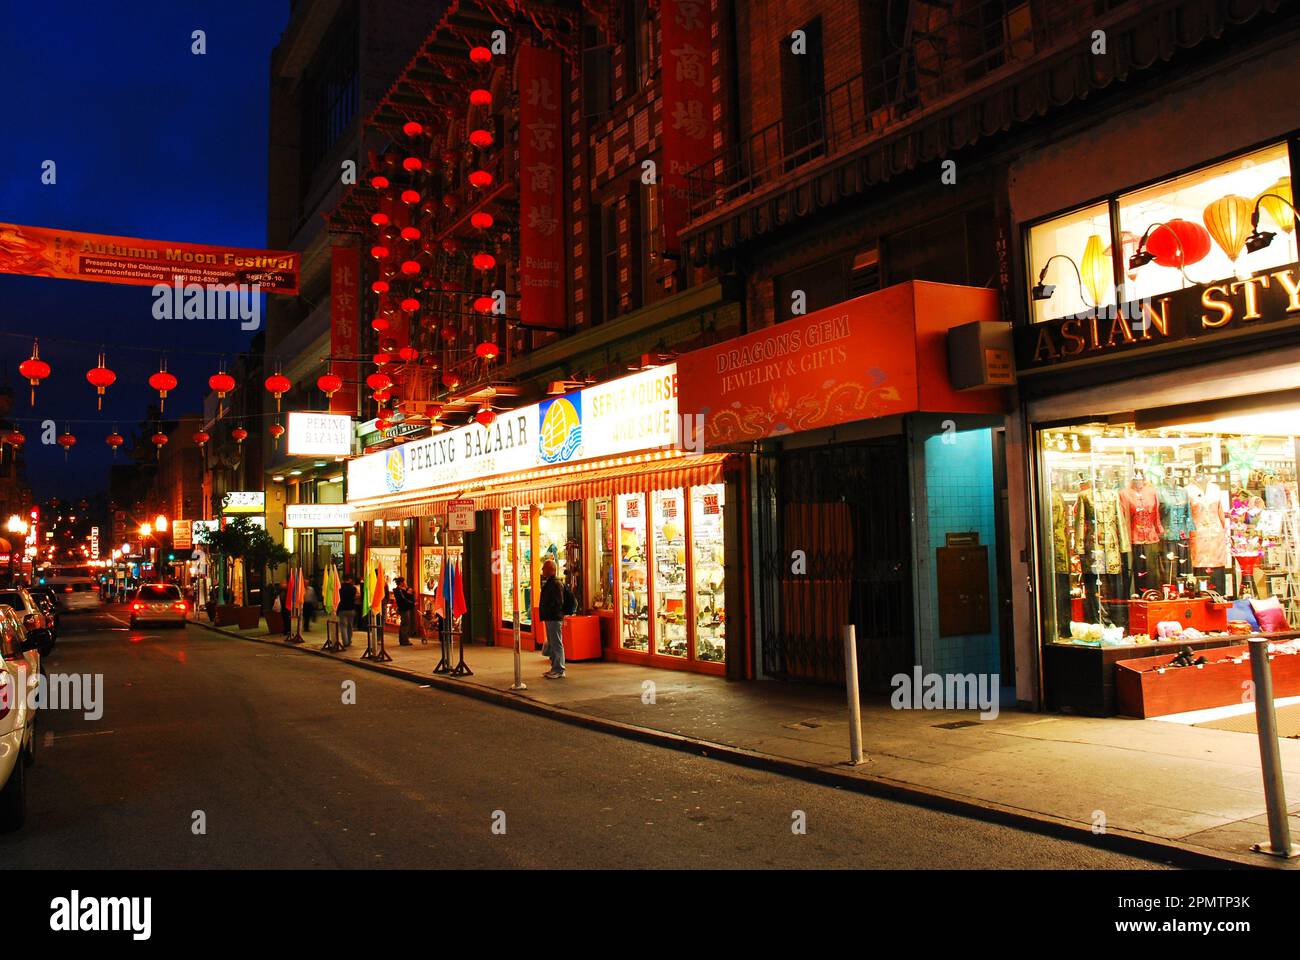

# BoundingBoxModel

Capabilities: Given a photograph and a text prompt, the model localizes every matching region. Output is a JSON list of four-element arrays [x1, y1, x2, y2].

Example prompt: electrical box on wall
[[936, 544, 991, 637], [948, 321, 1016, 390]]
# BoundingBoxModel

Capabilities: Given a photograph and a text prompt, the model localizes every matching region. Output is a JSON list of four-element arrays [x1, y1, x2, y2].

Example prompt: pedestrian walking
[[394, 578, 416, 645], [337, 576, 357, 648], [303, 581, 318, 632], [539, 558, 576, 679], [280, 580, 292, 638]]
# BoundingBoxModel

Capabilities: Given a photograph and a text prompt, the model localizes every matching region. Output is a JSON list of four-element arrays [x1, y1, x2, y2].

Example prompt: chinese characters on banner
[[661, 0, 716, 251], [329, 245, 360, 415], [517, 43, 566, 330]]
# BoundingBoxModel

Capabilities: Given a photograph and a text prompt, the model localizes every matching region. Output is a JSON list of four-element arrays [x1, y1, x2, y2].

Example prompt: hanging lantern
[[366, 372, 393, 392], [317, 372, 343, 398], [371, 315, 390, 332], [469, 129, 494, 149], [468, 169, 493, 189], [17, 340, 50, 406], [1257, 177, 1295, 234], [472, 252, 497, 272], [475, 341, 499, 360], [470, 211, 494, 230], [401, 226, 421, 241], [4, 430, 24, 448], [398, 346, 419, 362], [149, 364, 178, 412], [372, 389, 392, 404], [469, 88, 492, 107], [371, 211, 390, 226], [401, 189, 420, 205], [106, 431, 124, 456], [151, 431, 169, 458], [402, 157, 422, 172], [209, 370, 236, 398], [265, 372, 292, 412], [375, 417, 392, 431], [269, 423, 285, 448], [231, 426, 248, 445], [372, 280, 391, 294], [441, 238, 461, 255], [58, 427, 77, 458], [400, 259, 421, 275], [441, 371, 461, 391], [370, 174, 390, 189], [469, 45, 491, 64], [473, 295, 495, 314], [85, 350, 116, 410], [1079, 234, 1110, 308], [192, 430, 211, 448], [1146, 219, 1211, 268], [402, 120, 423, 137], [475, 406, 496, 427], [1203, 195, 1253, 262], [373, 351, 394, 366], [400, 296, 420, 312], [370, 244, 390, 259]]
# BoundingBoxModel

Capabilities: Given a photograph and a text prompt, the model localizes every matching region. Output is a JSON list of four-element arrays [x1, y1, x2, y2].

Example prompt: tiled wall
[[911, 425, 1002, 692]]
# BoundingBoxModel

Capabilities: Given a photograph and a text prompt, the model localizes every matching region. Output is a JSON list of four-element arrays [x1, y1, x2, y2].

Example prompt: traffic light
[[168, 553, 175, 561]]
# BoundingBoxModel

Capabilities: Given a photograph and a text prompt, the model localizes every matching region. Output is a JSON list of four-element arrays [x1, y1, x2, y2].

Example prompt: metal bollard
[[843, 625, 864, 765], [1248, 638, 1297, 858]]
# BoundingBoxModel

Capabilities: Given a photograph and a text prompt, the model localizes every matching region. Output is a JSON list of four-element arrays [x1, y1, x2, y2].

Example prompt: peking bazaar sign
[[0, 222, 299, 293], [661, 0, 717, 250], [677, 281, 1006, 446], [517, 43, 566, 330]]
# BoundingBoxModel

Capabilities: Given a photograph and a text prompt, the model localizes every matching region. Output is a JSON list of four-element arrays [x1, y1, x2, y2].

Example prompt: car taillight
[[132, 603, 143, 611], [173, 602, 187, 611], [63, 585, 74, 593]]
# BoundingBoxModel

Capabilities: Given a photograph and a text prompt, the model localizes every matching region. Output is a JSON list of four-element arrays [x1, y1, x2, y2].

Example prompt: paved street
[[1, 610, 1171, 869]]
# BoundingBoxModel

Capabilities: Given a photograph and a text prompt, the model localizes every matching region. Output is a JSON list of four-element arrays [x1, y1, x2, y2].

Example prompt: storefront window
[[1118, 143, 1296, 307], [691, 484, 727, 663], [1038, 414, 1299, 647], [537, 504, 568, 578], [618, 493, 649, 652], [591, 497, 615, 609], [652, 489, 688, 658], [499, 510, 532, 627], [1027, 202, 1113, 324]]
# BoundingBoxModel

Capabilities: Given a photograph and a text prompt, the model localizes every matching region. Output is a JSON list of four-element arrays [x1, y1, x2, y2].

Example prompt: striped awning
[[349, 453, 732, 522]]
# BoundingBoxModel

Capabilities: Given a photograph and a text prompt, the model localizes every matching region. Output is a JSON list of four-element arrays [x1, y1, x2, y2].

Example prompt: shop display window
[[1038, 413, 1299, 649], [591, 497, 615, 609], [537, 504, 569, 578], [691, 484, 726, 663], [498, 510, 532, 627], [618, 493, 649, 652], [652, 489, 688, 658], [1027, 202, 1114, 324]]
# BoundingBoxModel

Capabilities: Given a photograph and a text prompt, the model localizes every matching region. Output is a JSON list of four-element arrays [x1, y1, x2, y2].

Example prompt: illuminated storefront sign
[[286, 504, 354, 529], [221, 491, 265, 514], [287, 411, 353, 457]]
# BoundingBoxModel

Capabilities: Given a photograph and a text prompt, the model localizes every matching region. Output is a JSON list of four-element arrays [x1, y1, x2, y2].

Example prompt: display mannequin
[[1187, 469, 1227, 594], [1074, 474, 1123, 622], [1157, 467, 1193, 586], [1119, 468, 1163, 595]]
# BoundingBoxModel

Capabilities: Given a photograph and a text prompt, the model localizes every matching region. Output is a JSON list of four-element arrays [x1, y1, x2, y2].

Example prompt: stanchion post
[[510, 505, 526, 691], [1248, 637, 1298, 858], [843, 624, 865, 765]]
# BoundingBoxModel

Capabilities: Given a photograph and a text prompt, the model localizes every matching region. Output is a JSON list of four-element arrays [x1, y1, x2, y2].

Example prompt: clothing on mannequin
[[1188, 478, 1228, 570], [1157, 477, 1193, 585], [1118, 476, 1163, 545]]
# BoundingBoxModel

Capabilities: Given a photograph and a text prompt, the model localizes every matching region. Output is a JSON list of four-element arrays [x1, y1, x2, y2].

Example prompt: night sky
[[0, 1, 288, 500]]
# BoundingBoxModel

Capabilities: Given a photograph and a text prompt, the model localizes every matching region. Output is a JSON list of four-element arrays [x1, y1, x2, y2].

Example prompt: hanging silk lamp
[[4, 430, 24, 448], [469, 89, 492, 107], [1145, 219, 1211, 268], [469, 129, 494, 149], [472, 252, 496, 271], [402, 120, 423, 137], [1079, 234, 1110, 308], [151, 431, 169, 458], [366, 372, 393, 392], [401, 226, 421, 241], [370, 174, 390, 190], [1257, 177, 1295, 233], [1203, 194, 1252, 261], [469, 46, 491, 64], [474, 406, 496, 427]]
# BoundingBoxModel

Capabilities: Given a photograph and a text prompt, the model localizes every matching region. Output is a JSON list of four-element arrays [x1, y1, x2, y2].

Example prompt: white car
[[0, 603, 40, 831], [129, 583, 188, 628], [46, 576, 101, 612]]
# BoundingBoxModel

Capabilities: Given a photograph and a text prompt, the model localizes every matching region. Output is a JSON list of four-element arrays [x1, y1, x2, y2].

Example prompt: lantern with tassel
[[1203, 195, 1253, 262], [149, 363, 178, 412], [86, 350, 116, 410], [106, 431, 124, 457], [231, 426, 248, 445], [17, 340, 50, 406], [270, 423, 285, 448], [57, 428, 76, 460], [151, 430, 169, 458], [265, 371, 292, 412]]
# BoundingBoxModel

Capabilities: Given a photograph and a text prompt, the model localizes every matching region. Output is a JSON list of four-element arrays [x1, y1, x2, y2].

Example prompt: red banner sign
[[661, 0, 716, 250], [517, 43, 566, 330], [330, 245, 360, 415], [0, 222, 299, 293]]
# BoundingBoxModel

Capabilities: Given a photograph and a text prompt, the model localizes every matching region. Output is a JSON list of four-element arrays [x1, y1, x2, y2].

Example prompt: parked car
[[25, 587, 60, 639], [45, 575, 101, 613], [129, 583, 188, 628], [0, 587, 54, 657], [0, 603, 42, 830]]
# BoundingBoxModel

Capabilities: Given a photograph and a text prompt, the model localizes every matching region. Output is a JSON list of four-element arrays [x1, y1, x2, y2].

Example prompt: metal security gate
[[757, 438, 914, 689]]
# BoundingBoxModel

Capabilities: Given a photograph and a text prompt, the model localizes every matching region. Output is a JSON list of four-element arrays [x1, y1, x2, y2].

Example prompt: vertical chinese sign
[[517, 43, 566, 330], [330, 244, 360, 415], [661, 0, 716, 251]]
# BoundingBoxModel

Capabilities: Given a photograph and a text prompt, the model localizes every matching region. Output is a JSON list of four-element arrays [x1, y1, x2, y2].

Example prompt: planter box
[[214, 604, 241, 627], [265, 610, 285, 633], [237, 606, 262, 630], [1116, 642, 1300, 718]]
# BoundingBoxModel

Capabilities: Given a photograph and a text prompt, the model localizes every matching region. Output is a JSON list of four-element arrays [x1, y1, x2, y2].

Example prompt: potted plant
[[247, 526, 292, 632], [196, 518, 263, 628]]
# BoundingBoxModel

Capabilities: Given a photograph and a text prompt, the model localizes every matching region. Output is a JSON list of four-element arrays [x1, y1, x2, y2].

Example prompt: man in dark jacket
[[394, 577, 417, 645], [337, 576, 358, 648], [538, 558, 567, 679]]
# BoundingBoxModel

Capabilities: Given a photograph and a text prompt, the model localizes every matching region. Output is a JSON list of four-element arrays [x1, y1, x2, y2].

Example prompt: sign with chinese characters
[[221, 491, 265, 514], [0, 221, 299, 293], [329, 244, 360, 414], [661, 0, 716, 250], [172, 520, 193, 550], [285, 504, 354, 529], [447, 500, 476, 532], [287, 411, 352, 457], [516, 43, 566, 330]]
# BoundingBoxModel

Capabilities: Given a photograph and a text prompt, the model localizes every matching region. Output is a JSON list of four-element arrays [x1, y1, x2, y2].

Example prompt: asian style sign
[[677, 281, 1005, 446], [329, 245, 360, 414], [517, 43, 566, 330], [0, 222, 299, 293], [1016, 261, 1300, 370], [661, 0, 716, 250], [287, 411, 352, 457]]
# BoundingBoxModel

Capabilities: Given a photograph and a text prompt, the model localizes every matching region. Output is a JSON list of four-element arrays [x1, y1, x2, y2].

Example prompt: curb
[[191, 618, 1286, 871]]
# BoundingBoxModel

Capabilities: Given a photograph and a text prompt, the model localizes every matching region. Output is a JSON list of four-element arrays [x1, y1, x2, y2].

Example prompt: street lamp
[[155, 514, 168, 532], [140, 522, 153, 538]]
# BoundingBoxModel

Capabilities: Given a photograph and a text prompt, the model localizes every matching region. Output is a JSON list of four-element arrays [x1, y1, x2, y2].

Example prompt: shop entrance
[[757, 438, 914, 689]]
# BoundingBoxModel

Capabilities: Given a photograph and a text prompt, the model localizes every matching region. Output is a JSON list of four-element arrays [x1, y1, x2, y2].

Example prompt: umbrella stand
[[373, 609, 393, 663], [433, 544, 453, 674], [322, 617, 342, 651], [360, 613, 378, 660]]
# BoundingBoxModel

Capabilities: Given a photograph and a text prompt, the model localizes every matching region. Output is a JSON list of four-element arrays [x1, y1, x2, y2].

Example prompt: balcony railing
[[685, 0, 1134, 222]]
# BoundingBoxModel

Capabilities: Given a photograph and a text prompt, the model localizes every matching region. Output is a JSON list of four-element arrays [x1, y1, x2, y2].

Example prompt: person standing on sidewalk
[[538, 558, 575, 679], [303, 581, 318, 632], [337, 576, 357, 648], [394, 578, 416, 645]]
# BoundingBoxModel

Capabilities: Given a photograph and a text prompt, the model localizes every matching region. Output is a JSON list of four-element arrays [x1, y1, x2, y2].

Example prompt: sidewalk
[[194, 615, 1300, 869]]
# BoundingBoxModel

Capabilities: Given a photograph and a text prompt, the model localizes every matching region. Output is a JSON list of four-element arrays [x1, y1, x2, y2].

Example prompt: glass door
[[617, 492, 649, 652], [691, 484, 727, 663], [652, 489, 688, 658]]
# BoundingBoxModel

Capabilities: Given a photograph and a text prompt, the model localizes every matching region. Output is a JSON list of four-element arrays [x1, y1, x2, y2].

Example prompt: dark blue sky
[[0, 0, 288, 500]]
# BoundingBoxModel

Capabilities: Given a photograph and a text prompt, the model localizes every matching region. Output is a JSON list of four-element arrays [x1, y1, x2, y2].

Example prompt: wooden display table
[[1116, 637, 1300, 718]]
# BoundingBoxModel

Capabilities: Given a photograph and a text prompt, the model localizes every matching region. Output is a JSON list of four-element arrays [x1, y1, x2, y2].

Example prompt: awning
[[349, 452, 732, 522]]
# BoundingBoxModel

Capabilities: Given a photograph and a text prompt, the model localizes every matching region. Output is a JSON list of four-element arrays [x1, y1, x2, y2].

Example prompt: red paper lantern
[[375, 417, 392, 431], [371, 212, 390, 226], [149, 367, 178, 412], [265, 372, 292, 411], [469, 129, 493, 149], [106, 431, 125, 455], [4, 430, 24, 448], [468, 169, 493, 189], [1145, 219, 1212, 268], [469, 46, 491, 64], [441, 371, 461, 390], [402, 157, 422, 172], [400, 189, 421, 205], [370, 244, 390, 259], [371, 316, 390, 332], [372, 389, 392, 404], [17, 340, 50, 406], [472, 252, 496, 271], [192, 430, 210, 447], [400, 297, 420, 312], [58, 430, 76, 459], [366, 372, 393, 392], [474, 406, 496, 427], [469, 88, 492, 107], [373, 351, 394, 366], [231, 426, 248, 444], [269, 423, 285, 447], [470, 211, 494, 230], [372, 280, 390, 294], [401, 226, 421, 241], [151, 431, 169, 456], [209, 371, 236, 397], [398, 346, 419, 362], [317, 373, 344, 397], [475, 341, 499, 360], [402, 121, 423, 137], [85, 353, 117, 411], [400, 260, 421, 275], [370, 175, 390, 189]]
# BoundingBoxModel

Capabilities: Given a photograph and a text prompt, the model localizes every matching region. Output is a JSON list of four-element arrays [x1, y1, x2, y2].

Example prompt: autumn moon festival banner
[[0, 222, 300, 294], [677, 281, 1008, 446]]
